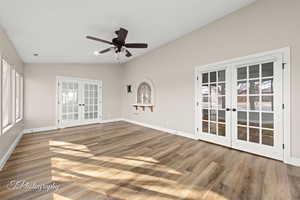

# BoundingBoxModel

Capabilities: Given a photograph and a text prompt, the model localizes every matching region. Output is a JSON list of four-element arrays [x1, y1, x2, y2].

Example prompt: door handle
[[226, 108, 237, 112]]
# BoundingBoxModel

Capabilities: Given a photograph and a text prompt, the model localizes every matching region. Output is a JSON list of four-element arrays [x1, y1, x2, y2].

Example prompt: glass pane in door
[[61, 81, 79, 121], [201, 69, 226, 137], [235, 62, 275, 146], [83, 83, 99, 120]]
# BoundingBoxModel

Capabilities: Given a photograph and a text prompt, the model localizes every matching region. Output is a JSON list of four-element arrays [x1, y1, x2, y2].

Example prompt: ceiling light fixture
[[86, 27, 148, 58], [94, 51, 100, 55]]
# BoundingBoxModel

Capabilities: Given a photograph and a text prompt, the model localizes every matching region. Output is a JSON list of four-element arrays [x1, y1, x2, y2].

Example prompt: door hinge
[[197, 128, 199, 132], [197, 76, 199, 81], [196, 102, 199, 106], [58, 120, 60, 123], [283, 144, 285, 149], [58, 82, 60, 87], [282, 104, 285, 109]]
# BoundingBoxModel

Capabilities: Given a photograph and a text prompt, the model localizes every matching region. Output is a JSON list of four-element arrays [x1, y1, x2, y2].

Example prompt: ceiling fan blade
[[86, 36, 113, 45], [116, 28, 128, 42], [125, 49, 132, 57], [125, 43, 148, 48], [99, 47, 114, 54]]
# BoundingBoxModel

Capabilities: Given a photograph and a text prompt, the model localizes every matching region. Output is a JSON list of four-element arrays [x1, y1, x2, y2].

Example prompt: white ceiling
[[0, 0, 256, 63]]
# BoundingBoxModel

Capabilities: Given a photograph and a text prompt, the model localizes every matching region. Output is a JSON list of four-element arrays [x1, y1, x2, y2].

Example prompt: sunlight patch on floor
[[50, 146, 94, 158], [48, 140, 229, 200], [53, 193, 72, 200], [123, 156, 159, 163], [50, 140, 91, 152]]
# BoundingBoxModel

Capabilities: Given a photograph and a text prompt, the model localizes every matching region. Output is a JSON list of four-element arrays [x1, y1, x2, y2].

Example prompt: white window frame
[[12, 68, 16, 125], [15, 72, 22, 122], [20, 75, 24, 121], [2, 58, 13, 133], [0, 56, 23, 135], [0, 59, 2, 135]]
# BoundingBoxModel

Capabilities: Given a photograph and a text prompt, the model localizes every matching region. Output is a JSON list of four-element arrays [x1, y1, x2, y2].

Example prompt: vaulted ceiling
[[0, 0, 256, 63]]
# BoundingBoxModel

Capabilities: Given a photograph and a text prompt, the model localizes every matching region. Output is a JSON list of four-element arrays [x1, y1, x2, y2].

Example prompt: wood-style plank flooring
[[0, 121, 299, 200]]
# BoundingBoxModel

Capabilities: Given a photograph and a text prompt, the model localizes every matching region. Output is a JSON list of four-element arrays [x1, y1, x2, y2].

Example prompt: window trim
[[15, 72, 22, 121], [18, 74, 24, 122], [0, 58, 2, 135], [2, 59, 13, 132], [12, 68, 16, 125], [3, 123, 13, 134], [1, 57, 23, 135]]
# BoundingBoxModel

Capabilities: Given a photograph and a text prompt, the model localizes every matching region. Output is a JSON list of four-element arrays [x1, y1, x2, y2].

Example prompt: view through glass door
[[83, 81, 101, 123], [57, 77, 102, 128], [59, 79, 80, 127], [196, 53, 284, 160], [198, 67, 232, 147], [232, 55, 283, 160]]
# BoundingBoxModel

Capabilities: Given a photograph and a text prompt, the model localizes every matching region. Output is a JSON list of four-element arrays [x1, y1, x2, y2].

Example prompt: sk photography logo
[[7, 179, 60, 193]]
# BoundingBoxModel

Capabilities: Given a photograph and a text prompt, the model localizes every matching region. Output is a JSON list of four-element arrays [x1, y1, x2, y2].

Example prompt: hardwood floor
[[0, 121, 299, 200]]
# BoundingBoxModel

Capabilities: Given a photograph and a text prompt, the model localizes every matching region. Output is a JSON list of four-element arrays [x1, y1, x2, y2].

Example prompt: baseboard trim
[[23, 126, 58, 134], [101, 118, 123, 123], [285, 156, 300, 167], [122, 119, 197, 140], [0, 131, 24, 170], [23, 119, 123, 134]]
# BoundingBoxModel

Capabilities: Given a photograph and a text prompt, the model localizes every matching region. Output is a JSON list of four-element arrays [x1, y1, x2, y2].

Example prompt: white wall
[[24, 63, 123, 129], [121, 0, 300, 158], [0, 26, 24, 161]]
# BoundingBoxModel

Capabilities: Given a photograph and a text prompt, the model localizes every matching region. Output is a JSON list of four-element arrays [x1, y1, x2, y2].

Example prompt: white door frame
[[56, 76, 103, 128], [195, 47, 291, 163]]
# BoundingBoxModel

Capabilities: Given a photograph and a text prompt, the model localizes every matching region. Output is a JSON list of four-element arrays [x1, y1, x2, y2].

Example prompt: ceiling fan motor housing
[[112, 38, 125, 52], [86, 27, 148, 57]]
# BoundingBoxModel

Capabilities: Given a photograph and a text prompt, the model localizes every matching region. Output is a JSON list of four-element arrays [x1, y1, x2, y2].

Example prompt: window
[[137, 82, 152, 104], [20, 76, 23, 120], [2, 59, 12, 130], [1, 58, 23, 133], [16, 72, 21, 121]]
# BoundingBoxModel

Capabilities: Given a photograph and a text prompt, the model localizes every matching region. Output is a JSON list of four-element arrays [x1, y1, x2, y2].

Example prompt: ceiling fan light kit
[[87, 27, 148, 59]]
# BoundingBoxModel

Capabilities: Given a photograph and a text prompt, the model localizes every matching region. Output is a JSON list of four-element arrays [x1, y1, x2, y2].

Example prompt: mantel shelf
[[132, 104, 154, 112]]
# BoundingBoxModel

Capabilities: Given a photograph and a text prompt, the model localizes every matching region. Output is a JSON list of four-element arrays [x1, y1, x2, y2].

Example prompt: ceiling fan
[[86, 28, 148, 58]]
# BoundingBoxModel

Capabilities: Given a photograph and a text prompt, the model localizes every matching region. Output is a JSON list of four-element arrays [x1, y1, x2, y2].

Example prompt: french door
[[196, 53, 284, 160], [197, 67, 232, 147], [231, 55, 283, 160], [57, 77, 102, 128]]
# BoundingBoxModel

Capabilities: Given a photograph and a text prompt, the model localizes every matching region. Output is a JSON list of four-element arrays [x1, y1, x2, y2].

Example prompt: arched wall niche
[[132, 77, 155, 111]]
